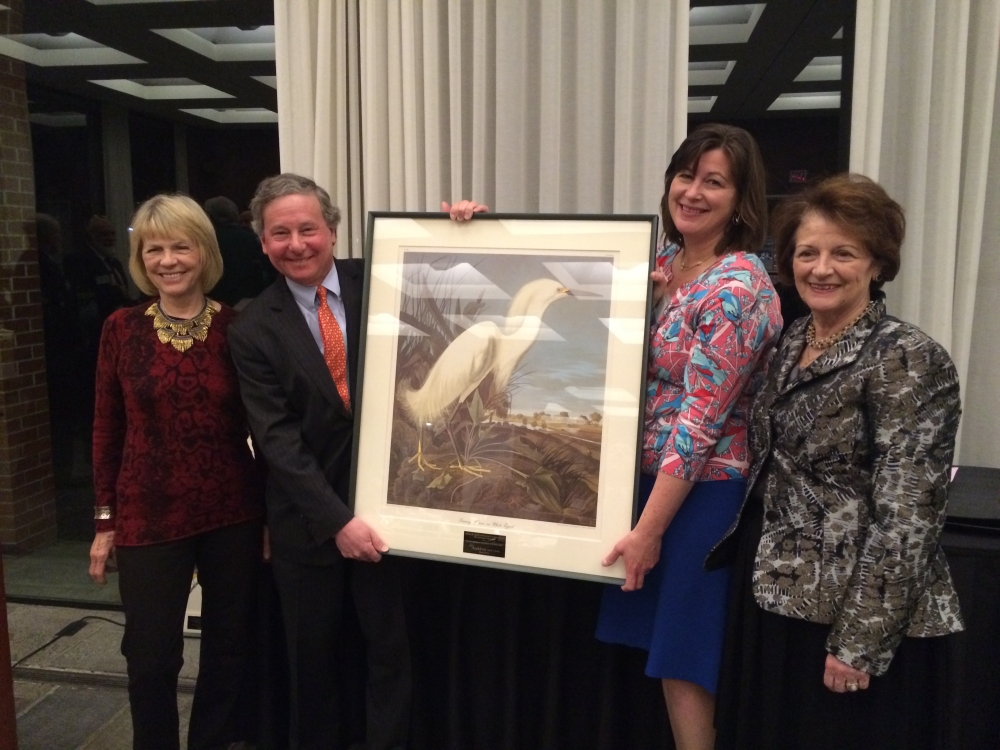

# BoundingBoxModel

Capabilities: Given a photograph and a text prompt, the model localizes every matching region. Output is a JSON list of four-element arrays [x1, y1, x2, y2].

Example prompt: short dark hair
[[249, 173, 341, 236], [203, 196, 239, 225], [771, 173, 904, 290], [659, 123, 768, 255]]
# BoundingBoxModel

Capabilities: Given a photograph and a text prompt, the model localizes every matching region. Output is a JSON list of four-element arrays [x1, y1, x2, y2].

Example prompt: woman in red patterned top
[[596, 125, 781, 750], [88, 194, 264, 750]]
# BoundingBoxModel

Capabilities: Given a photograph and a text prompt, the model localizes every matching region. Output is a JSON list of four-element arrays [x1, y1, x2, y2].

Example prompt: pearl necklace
[[146, 300, 216, 352], [806, 300, 876, 350]]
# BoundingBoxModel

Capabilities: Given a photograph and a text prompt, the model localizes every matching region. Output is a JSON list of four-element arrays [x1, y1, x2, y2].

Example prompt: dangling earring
[[733, 212, 742, 225]]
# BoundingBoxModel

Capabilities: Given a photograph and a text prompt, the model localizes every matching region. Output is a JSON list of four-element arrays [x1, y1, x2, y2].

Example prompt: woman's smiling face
[[141, 234, 204, 303], [793, 211, 879, 326], [667, 148, 738, 247]]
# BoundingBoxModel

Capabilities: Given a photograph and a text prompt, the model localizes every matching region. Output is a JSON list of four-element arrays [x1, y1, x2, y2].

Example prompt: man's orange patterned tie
[[317, 286, 351, 412]]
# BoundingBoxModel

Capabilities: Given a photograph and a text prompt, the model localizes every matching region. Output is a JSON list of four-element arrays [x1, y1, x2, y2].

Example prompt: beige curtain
[[276, 0, 688, 257], [274, 0, 364, 257], [360, 0, 687, 214], [850, 0, 1000, 466]]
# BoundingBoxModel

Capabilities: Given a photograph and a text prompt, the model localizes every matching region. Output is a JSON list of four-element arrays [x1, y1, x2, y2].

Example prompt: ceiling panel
[[10, 0, 853, 128]]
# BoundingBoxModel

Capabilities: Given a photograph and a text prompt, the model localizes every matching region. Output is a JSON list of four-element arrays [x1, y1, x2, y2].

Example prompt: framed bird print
[[350, 213, 657, 583]]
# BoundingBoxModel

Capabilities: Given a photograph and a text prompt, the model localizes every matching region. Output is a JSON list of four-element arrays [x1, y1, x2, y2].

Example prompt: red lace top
[[93, 302, 264, 545]]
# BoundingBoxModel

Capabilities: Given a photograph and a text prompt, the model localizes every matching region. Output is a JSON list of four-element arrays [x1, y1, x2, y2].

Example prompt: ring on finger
[[846, 681, 859, 692]]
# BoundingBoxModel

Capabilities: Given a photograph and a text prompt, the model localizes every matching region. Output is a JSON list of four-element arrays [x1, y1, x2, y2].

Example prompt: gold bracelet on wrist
[[94, 506, 113, 521]]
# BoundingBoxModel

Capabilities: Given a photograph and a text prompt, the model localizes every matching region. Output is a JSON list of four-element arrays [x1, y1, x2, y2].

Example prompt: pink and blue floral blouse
[[642, 243, 781, 482]]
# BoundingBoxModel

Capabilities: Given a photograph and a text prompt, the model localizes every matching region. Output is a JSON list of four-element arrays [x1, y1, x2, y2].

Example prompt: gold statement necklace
[[146, 300, 216, 352], [806, 300, 876, 350]]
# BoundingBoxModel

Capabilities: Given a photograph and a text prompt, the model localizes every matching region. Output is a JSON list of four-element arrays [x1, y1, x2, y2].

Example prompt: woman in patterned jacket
[[595, 124, 781, 750], [711, 174, 963, 750]]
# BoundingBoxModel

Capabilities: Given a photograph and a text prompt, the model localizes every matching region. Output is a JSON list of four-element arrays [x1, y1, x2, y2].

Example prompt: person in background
[[35, 214, 76, 482], [66, 214, 131, 322], [710, 174, 963, 750], [238, 209, 254, 233], [66, 215, 134, 444], [596, 124, 780, 750], [204, 196, 274, 308], [89, 194, 265, 750]]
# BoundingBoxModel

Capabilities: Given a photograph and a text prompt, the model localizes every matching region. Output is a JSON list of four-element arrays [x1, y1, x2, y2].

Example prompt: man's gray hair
[[249, 173, 342, 236]]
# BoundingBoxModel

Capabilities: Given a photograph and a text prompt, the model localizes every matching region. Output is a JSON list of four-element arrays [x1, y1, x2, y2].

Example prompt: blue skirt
[[595, 474, 744, 694]]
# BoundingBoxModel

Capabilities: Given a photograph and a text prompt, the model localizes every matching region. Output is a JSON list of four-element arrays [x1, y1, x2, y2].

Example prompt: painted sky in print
[[398, 250, 614, 416]]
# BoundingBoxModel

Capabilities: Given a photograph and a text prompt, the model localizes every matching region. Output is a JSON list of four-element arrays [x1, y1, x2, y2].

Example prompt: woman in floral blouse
[[710, 174, 963, 750], [596, 124, 781, 750]]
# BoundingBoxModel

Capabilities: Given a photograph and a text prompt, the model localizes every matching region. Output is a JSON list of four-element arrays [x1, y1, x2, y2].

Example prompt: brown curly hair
[[771, 173, 904, 290]]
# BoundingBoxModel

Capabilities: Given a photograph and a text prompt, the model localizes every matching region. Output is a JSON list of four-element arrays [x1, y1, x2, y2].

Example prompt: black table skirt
[[249, 531, 999, 750]]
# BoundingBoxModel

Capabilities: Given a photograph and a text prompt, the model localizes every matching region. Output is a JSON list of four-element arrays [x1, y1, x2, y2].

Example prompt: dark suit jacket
[[228, 258, 364, 565]]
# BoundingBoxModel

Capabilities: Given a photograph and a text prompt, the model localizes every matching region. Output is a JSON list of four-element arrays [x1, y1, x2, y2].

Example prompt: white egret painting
[[387, 251, 614, 526]]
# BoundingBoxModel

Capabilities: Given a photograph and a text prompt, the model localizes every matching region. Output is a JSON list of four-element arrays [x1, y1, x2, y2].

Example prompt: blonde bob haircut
[[128, 194, 224, 297]]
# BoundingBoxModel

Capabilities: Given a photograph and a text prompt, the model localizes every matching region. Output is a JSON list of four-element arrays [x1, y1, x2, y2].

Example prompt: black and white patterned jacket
[[709, 296, 964, 676]]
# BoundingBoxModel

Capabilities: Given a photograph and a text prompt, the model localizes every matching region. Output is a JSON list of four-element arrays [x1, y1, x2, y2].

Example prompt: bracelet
[[94, 506, 113, 521]]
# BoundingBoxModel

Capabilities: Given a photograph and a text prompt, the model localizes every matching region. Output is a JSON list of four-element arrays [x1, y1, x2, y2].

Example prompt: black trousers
[[271, 554, 411, 750], [117, 519, 263, 750]]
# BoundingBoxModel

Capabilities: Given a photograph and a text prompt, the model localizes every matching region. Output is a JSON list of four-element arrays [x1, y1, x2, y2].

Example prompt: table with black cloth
[[250, 467, 1000, 750]]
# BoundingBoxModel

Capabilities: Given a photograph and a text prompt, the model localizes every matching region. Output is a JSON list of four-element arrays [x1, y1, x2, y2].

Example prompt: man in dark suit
[[228, 174, 410, 750]]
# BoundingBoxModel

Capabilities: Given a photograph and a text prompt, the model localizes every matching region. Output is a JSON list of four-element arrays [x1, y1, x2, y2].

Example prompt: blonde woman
[[89, 194, 264, 750]]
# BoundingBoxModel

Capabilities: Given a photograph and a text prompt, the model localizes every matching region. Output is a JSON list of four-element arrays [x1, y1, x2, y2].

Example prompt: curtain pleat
[[275, 0, 365, 256], [279, 0, 686, 234], [850, 0, 1000, 465]]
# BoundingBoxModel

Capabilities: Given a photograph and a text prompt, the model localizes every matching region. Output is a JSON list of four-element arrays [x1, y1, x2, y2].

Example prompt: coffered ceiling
[[4, 0, 852, 128]]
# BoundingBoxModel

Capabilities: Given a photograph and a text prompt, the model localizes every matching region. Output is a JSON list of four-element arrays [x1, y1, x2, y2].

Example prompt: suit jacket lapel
[[269, 277, 350, 415]]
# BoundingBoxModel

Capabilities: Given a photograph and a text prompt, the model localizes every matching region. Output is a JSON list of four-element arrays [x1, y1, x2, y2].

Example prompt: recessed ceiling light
[[768, 92, 841, 111], [90, 79, 233, 100], [86, 0, 203, 4], [130, 77, 198, 86], [689, 61, 736, 86], [794, 56, 842, 82], [180, 107, 278, 124], [189, 26, 275, 45], [153, 26, 275, 61], [688, 95, 718, 114], [689, 4, 766, 45], [0, 34, 143, 65], [4, 33, 103, 51]]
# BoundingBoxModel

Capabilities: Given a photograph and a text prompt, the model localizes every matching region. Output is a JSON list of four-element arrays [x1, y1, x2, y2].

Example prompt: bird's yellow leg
[[448, 458, 490, 476], [407, 435, 438, 471], [442, 423, 488, 476]]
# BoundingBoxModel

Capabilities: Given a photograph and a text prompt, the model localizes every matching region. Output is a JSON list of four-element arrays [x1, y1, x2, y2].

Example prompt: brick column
[[0, 0, 57, 552]]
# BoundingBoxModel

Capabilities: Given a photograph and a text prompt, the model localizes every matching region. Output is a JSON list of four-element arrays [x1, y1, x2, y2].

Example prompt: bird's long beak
[[565, 287, 602, 298]]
